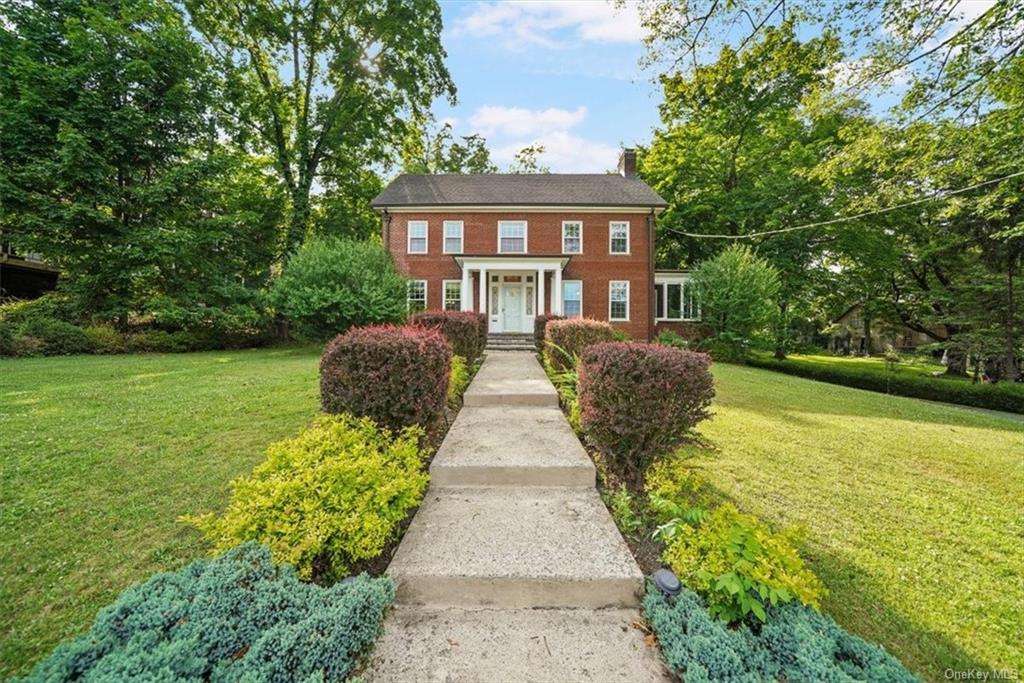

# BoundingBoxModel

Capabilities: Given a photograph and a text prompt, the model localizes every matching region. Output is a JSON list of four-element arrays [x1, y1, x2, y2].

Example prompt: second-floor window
[[562, 221, 582, 253], [443, 220, 463, 254], [498, 221, 527, 253], [408, 221, 428, 254], [609, 221, 630, 254]]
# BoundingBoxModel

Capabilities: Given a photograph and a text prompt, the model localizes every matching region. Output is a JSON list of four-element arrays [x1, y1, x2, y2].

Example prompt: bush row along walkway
[[367, 351, 670, 682]]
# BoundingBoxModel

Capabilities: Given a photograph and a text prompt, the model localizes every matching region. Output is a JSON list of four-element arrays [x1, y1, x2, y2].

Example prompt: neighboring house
[[0, 241, 58, 300], [827, 303, 942, 354], [372, 150, 704, 341]]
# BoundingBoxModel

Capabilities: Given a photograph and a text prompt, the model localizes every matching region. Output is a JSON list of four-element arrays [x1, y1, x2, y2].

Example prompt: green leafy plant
[[655, 329, 690, 349], [82, 325, 126, 354], [661, 504, 826, 624], [448, 354, 471, 407], [21, 543, 394, 682], [185, 414, 429, 581], [15, 318, 92, 356], [270, 237, 408, 342], [606, 486, 645, 538], [542, 346, 582, 432]]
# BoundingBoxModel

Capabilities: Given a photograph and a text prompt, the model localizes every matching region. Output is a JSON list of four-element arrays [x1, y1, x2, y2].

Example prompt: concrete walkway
[[367, 352, 670, 682]]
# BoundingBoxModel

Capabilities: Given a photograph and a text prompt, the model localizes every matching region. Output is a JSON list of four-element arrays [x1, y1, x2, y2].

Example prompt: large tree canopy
[[185, 0, 456, 251]]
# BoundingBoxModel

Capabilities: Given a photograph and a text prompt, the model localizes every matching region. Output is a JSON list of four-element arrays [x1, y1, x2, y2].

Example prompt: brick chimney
[[617, 148, 637, 178]]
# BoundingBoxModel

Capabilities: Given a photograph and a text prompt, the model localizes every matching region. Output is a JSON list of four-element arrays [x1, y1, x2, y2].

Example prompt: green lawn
[[0, 347, 322, 678], [688, 363, 1024, 681]]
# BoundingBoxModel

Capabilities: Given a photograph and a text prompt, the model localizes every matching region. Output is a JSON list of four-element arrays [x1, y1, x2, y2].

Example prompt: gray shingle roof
[[370, 174, 668, 208]]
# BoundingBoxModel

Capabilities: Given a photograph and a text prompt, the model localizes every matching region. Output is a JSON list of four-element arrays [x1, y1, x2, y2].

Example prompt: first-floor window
[[562, 280, 582, 317], [443, 280, 462, 311], [609, 280, 629, 321], [655, 281, 699, 320], [407, 280, 426, 312]]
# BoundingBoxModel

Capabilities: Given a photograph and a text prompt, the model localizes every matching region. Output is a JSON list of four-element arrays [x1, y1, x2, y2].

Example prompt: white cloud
[[492, 131, 620, 173], [468, 105, 588, 137], [453, 1, 643, 48]]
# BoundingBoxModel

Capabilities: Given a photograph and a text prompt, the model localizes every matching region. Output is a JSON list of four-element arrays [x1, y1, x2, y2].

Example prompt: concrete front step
[[387, 486, 643, 609], [463, 351, 558, 407], [431, 406, 594, 487], [365, 606, 672, 682]]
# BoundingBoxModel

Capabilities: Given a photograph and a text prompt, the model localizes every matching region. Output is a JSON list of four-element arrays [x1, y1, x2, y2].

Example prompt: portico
[[455, 256, 570, 334]]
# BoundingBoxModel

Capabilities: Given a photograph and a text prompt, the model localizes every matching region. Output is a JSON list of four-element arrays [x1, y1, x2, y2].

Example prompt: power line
[[662, 169, 1024, 240]]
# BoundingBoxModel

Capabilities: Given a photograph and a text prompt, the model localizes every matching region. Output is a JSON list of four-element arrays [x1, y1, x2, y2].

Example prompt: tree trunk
[[862, 314, 872, 355], [1004, 260, 1020, 381], [286, 184, 313, 254], [773, 301, 788, 360]]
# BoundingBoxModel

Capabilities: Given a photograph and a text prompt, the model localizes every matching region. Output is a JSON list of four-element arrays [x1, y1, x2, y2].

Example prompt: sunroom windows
[[654, 278, 699, 321]]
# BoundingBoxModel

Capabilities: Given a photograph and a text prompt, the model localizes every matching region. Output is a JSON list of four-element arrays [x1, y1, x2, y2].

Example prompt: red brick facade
[[384, 210, 656, 340]]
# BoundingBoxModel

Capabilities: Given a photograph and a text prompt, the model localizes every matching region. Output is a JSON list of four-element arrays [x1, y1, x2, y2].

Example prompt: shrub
[[534, 314, 565, 351], [661, 504, 826, 624], [655, 329, 689, 350], [10, 335, 45, 357], [544, 318, 615, 371], [476, 311, 488, 349], [16, 318, 92, 355], [448, 355, 471, 407], [691, 245, 780, 345], [321, 324, 450, 433], [699, 332, 750, 363], [644, 585, 916, 683], [577, 342, 714, 485], [186, 415, 429, 581], [0, 321, 14, 356], [22, 543, 394, 682], [83, 324, 126, 354], [0, 292, 80, 327], [126, 329, 186, 353], [645, 455, 716, 519], [611, 328, 632, 341], [747, 354, 1024, 414], [270, 237, 407, 341], [411, 310, 485, 362]]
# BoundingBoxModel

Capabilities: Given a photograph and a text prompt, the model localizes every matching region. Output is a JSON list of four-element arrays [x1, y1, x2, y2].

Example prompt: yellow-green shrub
[[645, 454, 716, 517], [83, 324, 126, 354], [662, 504, 826, 624], [448, 355, 470, 407], [185, 414, 429, 581]]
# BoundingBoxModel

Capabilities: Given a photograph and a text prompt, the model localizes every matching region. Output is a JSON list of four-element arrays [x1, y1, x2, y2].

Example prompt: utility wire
[[662, 169, 1024, 240]]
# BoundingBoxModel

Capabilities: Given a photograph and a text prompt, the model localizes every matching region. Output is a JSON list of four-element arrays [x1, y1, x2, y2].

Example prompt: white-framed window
[[654, 279, 700, 321], [443, 220, 463, 254], [609, 221, 630, 254], [562, 280, 582, 318], [609, 280, 630, 321], [443, 280, 462, 311], [562, 220, 582, 254], [407, 221, 428, 254], [498, 221, 527, 253], [407, 280, 427, 312]]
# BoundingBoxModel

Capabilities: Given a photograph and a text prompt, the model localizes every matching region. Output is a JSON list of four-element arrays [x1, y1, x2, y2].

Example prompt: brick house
[[372, 150, 702, 341]]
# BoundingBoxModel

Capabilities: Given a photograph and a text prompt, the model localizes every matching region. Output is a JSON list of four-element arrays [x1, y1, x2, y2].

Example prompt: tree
[[691, 245, 780, 350], [0, 0, 281, 327], [508, 144, 551, 174], [269, 237, 407, 341], [641, 22, 852, 358], [402, 115, 497, 174], [185, 0, 456, 252]]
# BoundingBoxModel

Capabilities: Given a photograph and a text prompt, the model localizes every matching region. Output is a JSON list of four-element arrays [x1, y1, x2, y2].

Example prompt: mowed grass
[[0, 347, 322, 678], [690, 364, 1024, 681]]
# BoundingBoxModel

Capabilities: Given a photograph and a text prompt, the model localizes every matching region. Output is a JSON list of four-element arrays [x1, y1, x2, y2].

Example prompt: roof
[[370, 173, 668, 209]]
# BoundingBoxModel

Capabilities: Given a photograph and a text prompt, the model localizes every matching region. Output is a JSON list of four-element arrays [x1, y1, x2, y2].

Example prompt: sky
[[429, 0, 998, 173], [433, 1, 659, 173]]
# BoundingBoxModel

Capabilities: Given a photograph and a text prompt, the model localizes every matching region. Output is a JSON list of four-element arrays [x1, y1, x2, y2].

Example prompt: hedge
[[411, 310, 485, 363], [185, 414, 429, 581], [534, 314, 565, 351], [543, 318, 614, 371], [644, 585, 917, 683], [21, 543, 394, 683], [578, 342, 714, 485], [746, 354, 1024, 414], [320, 324, 450, 433]]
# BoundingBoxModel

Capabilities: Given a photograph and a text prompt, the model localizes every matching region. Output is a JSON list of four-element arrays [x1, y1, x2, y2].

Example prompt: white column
[[553, 267, 563, 315], [461, 266, 472, 311], [478, 268, 487, 316], [537, 268, 545, 316]]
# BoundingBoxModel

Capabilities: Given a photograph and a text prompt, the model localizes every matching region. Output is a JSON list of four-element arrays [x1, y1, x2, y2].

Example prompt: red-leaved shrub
[[534, 314, 565, 352], [544, 318, 615, 371], [410, 311, 485, 362], [578, 342, 714, 485], [476, 312, 488, 352], [320, 324, 450, 432]]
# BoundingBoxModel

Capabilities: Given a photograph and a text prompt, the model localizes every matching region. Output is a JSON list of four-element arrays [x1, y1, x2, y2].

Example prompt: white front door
[[502, 285, 523, 332]]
